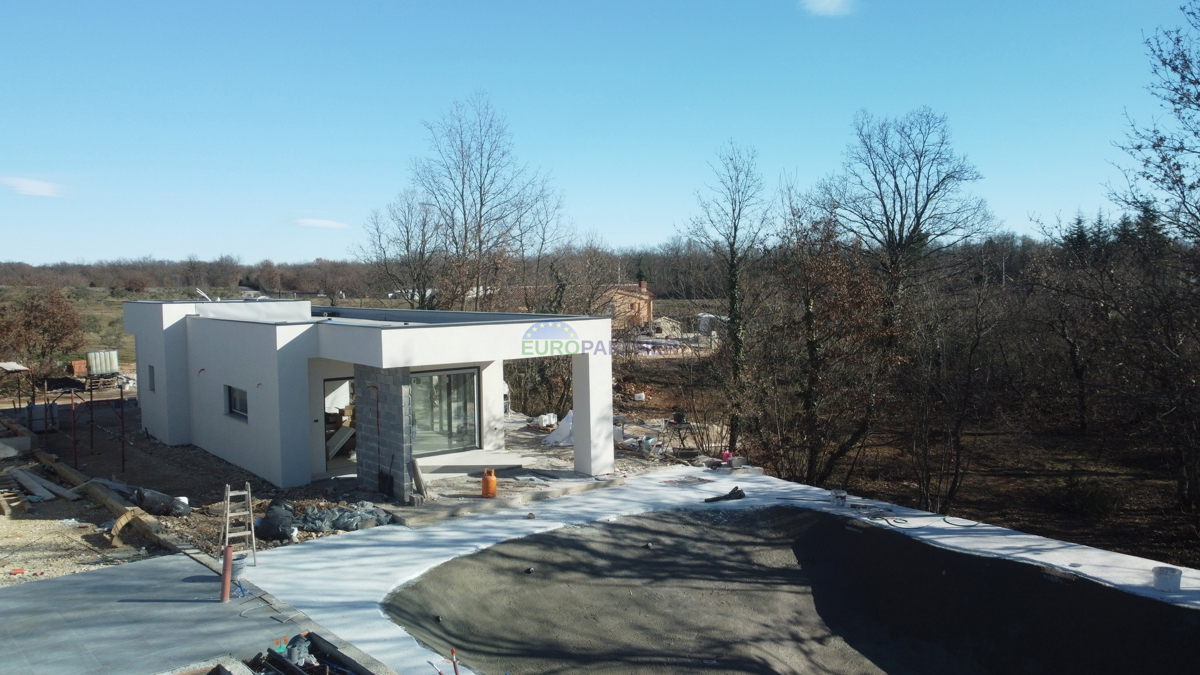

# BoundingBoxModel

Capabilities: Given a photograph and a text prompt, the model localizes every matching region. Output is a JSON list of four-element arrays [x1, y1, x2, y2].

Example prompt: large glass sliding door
[[411, 369, 479, 457]]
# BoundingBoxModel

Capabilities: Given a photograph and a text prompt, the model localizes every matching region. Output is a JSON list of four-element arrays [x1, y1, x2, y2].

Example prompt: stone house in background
[[605, 281, 654, 332]]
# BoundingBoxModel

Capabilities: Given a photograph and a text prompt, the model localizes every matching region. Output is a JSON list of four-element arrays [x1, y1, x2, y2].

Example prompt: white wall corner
[[571, 353, 614, 475]]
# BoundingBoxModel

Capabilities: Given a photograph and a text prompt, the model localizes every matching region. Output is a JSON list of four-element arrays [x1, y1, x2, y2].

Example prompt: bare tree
[[901, 266, 1005, 514], [180, 255, 205, 288], [206, 255, 243, 292], [359, 190, 443, 309], [1119, 0, 1200, 241], [411, 93, 559, 310], [816, 107, 993, 296], [686, 141, 773, 456], [508, 194, 571, 313], [254, 260, 281, 293], [744, 202, 892, 486]]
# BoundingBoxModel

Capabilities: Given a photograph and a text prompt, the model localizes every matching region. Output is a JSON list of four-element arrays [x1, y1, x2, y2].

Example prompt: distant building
[[606, 281, 654, 332], [651, 316, 683, 339]]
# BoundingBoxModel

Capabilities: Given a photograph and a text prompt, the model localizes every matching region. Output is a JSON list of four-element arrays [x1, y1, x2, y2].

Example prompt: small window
[[147, 365, 156, 393], [226, 386, 248, 420]]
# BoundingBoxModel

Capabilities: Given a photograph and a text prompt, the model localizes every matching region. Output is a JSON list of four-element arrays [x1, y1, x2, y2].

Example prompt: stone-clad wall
[[354, 364, 412, 503]]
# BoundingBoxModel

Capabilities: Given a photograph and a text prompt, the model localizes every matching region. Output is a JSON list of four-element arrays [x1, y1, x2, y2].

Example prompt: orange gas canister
[[481, 468, 497, 498]]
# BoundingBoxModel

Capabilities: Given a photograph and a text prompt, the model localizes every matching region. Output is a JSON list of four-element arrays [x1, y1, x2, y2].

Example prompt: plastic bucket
[[231, 554, 248, 581], [1153, 566, 1182, 592], [829, 490, 848, 508]]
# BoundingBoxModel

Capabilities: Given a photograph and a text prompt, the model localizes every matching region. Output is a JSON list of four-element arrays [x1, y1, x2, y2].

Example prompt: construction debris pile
[[242, 630, 390, 675], [294, 500, 392, 533]]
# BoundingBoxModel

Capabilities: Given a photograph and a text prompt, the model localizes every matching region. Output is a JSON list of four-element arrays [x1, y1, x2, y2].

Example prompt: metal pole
[[42, 380, 48, 450], [119, 383, 126, 473], [71, 393, 78, 468], [89, 387, 95, 454], [220, 546, 233, 603]]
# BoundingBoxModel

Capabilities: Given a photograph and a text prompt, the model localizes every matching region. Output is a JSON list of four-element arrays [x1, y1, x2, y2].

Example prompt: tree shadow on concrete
[[384, 508, 977, 674]]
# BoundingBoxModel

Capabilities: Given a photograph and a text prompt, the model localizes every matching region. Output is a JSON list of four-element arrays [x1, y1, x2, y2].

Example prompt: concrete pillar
[[571, 353, 614, 475], [479, 360, 505, 452], [353, 364, 413, 503]]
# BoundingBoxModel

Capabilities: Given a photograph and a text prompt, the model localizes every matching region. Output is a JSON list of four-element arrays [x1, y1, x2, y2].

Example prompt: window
[[226, 386, 248, 420], [147, 365, 155, 392], [411, 368, 479, 457]]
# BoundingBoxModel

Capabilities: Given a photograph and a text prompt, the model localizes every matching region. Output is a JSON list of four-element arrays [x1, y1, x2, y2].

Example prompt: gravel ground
[[2, 408, 676, 578], [0, 466, 163, 587]]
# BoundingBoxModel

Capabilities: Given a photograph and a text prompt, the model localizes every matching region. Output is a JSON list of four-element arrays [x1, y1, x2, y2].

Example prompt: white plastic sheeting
[[540, 409, 573, 447]]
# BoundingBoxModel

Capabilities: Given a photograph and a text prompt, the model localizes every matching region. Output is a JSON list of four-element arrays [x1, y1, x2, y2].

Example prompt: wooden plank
[[326, 426, 355, 460], [411, 459, 428, 499], [21, 469, 82, 501], [9, 468, 56, 501], [0, 416, 36, 438], [33, 451, 91, 486], [109, 507, 144, 548], [33, 449, 180, 554]]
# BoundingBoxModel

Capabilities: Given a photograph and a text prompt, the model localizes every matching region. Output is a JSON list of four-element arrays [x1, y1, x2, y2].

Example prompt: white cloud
[[295, 218, 350, 229], [801, 0, 854, 16], [0, 177, 63, 197]]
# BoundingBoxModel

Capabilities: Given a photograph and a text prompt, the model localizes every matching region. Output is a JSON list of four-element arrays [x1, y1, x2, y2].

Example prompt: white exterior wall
[[276, 323, 320, 487], [185, 317, 288, 486], [376, 319, 610, 368], [572, 352, 615, 475], [124, 302, 198, 445], [195, 301, 312, 322], [479, 360, 505, 452]]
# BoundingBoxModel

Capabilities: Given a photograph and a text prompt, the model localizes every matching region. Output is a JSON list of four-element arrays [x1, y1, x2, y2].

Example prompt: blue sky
[[0, 0, 1184, 265]]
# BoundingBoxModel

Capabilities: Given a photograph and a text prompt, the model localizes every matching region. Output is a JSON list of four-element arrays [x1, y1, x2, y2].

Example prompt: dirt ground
[[0, 488, 159, 587], [1, 402, 672, 583], [616, 356, 1200, 569], [385, 506, 1200, 675]]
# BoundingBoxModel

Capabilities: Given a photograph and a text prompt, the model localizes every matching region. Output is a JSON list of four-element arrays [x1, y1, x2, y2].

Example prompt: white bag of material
[[542, 410, 574, 447]]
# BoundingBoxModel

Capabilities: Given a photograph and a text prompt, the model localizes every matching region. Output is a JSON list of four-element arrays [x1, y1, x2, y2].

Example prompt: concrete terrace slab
[[0, 554, 298, 675], [416, 447, 537, 481], [241, 466, 1200, 675]]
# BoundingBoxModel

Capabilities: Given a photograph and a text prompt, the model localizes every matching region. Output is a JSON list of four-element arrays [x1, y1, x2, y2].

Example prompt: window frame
[[409, 366, 481, 457], [226, 385, 248, 421]]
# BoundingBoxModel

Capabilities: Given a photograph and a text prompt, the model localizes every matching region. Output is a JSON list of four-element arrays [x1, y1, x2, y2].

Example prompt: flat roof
[[129, 299, 606, 329], [124, 298, 297, 304], [311, 306, 601, 328]]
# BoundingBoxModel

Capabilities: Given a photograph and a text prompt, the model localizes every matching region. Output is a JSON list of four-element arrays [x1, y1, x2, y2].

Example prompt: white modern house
[[123, 299, 614, 498]]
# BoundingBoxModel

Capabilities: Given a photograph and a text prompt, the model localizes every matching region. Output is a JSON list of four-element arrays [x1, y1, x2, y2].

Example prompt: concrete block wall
[[354, 364, 412, 503]]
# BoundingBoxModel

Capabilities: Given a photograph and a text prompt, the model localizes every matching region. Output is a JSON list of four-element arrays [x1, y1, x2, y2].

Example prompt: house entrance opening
[[324, 377, 356, 472], [411, 368, 479, 457]]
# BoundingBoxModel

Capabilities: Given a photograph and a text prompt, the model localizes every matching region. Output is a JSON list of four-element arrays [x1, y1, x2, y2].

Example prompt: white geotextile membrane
[[243, 466, 1200, 675]]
